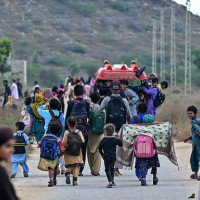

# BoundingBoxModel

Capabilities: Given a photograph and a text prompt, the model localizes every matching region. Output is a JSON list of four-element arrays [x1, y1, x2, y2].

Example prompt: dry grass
[[156, 88, 200, 141]]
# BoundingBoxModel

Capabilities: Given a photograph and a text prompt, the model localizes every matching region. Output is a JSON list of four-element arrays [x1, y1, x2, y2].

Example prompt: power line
[[170, 1, 177, 90], [184, 0, 192, 95], [152, 18, 157, 74], [160, 8, 165, 81]]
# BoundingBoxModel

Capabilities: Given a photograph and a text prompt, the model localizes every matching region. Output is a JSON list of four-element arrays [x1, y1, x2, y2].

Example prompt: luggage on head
[[135, 135, 155, 158]]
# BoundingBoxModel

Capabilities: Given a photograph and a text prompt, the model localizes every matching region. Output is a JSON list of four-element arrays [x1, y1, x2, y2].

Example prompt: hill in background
[[0, 0, 200, 87]]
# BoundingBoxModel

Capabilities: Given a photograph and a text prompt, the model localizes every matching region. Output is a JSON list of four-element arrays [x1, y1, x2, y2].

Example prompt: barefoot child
[[11, 122, 29, 178], [63, 117, 85, 186], [184, 105, 200, 180], [99, 124, 123, 188], [38, 124, 64, 187]]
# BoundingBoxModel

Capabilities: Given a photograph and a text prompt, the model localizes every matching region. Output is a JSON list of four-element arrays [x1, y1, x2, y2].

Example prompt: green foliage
[[65, 43, 87, 54], [0, 37, 13, 76], [192, 48, 200, 70], [80, 59, 101, 77], [46, 55, 74, 67], [73, 2, 97, 17], [109, 1, 130, 12]]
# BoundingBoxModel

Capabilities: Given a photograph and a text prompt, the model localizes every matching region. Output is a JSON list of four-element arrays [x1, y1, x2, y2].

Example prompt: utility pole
[[152, 18, 157, 74], [160, 8, 165, 81], [184, 0, 192, 95], [170, 1, 177, 89]]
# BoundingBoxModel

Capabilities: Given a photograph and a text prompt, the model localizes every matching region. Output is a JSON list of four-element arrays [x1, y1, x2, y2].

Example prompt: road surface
[[13, 143, 199, 200]]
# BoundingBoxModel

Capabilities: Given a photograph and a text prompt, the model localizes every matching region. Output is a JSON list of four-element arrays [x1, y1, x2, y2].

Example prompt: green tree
[[193, 48, 200, 70], [0, 37, 13, 76]]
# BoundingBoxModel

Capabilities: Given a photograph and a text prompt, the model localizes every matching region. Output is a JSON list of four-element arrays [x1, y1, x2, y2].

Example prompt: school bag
[[70, 100, 88, 137], [135, 135, 155, 158], [47, 110, 62, 136], [65, 130, 82, 156], [106, 96, 127, 131], [40, 134, 58, 160], [89, 110, 105, 135], [13, 133, 26, 154], [153, 89, 165, 108]]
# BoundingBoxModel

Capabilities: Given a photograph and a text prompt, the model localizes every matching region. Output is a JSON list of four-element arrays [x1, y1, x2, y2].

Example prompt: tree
[[0, 37, 13, 76], [193, 49, 200, 70]]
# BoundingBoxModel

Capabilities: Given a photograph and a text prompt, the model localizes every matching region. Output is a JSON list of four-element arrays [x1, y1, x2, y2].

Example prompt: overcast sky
[[173, 0, 200, 15]]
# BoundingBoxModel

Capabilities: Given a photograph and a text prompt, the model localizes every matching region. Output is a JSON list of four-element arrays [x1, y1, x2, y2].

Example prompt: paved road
[[13, 143, 199, 200]]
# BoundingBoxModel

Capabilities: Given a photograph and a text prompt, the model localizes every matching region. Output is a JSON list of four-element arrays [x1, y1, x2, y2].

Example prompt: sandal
[[190, 174, 198, 179]]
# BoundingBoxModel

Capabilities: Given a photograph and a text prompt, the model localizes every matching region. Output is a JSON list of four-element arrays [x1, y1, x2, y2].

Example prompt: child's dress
[[38, 137, 64, 171], [63, 130, 84, 177]]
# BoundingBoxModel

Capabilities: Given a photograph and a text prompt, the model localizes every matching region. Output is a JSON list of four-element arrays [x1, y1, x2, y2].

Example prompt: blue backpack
[[40, 134, 58, 160]]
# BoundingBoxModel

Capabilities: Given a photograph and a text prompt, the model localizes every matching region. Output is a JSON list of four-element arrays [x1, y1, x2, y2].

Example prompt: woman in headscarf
[[0, 127, 18, 200], [28, 93, 45, 143], [44, 88, 54, 101]]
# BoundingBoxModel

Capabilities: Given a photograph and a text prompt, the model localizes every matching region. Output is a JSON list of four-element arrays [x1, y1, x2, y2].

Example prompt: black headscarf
[[0, 127, 14, 146]]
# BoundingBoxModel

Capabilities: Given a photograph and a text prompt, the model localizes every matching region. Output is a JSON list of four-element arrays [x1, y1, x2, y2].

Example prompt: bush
[[80, 59, 100, 77], [55, 18, 72, 31], [15, 22, 32, 33], [73, 2, 97, 17], [32, 15, 44, 25], [109, 1, 130, 12], [45, 55, 74, 67], [64, 43, 87, 54]]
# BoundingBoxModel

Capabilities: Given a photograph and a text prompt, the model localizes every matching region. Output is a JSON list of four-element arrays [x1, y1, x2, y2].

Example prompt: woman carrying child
[[135, 114, 160, 186], [63, 117, 85, 186]]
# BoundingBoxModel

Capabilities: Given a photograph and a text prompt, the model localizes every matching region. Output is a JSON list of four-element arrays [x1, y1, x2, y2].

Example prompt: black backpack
[[70, 100, 88, 137], [14, 133, 26, 154], [106, 96, 127, 131], [65, 130, 82, 156], [153, 89, 165, 108], [47, 110, 62, 136]]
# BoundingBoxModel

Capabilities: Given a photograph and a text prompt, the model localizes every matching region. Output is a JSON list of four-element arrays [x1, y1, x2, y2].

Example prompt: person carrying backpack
[[94, 81, 132, 176], [63, 117, 85, 186], [11, 122, 29, 179], [134, 114, 160, 186], [38, 124, 65, 187], [37, 98, 65, 136], [142, 78, 161, 116], [87, 92, 105, 176], [66, 85, 90, 176]]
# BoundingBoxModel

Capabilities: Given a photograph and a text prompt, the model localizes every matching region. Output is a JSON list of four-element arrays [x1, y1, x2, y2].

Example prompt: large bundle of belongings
[[116, 122, 178, 168]]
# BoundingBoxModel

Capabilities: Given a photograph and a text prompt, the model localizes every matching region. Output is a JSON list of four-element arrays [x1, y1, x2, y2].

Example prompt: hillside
[[0, 0, 200, 86]]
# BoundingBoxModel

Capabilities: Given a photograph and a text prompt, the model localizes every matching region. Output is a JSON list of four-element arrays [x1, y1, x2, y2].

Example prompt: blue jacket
[[190, 117, 200, 141], [131, 113, 146, 124], [37, 105, 65, 135]]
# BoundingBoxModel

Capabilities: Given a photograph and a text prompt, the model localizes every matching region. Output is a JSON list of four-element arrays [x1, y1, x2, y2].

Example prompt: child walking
[[99, 124, 123, 188], [184, 105, 200, 180], [11, 122, 29, 178], [135, 114, 160, 186], [38, 124, 64, 187], [63, 117, 85, 186]]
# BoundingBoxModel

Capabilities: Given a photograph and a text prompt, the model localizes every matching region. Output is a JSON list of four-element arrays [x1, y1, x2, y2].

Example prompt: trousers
[[80, 136, 88, 173], [87, 146, 102, 174], [104, 157, 116, 182], [12, 162, 29, 174], [190, 140, 200, 172]]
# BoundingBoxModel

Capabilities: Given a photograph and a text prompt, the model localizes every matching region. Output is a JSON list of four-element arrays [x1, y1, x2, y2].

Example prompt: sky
[[173, 0, 200, 15]]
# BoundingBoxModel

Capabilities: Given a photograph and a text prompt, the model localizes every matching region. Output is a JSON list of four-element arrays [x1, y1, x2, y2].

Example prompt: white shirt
[[31, 84, 39, 97], [11, 83, 19, 100]]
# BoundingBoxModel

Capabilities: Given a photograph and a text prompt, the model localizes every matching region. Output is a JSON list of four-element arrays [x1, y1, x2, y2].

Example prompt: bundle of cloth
[[116, 122, 178, 168]]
